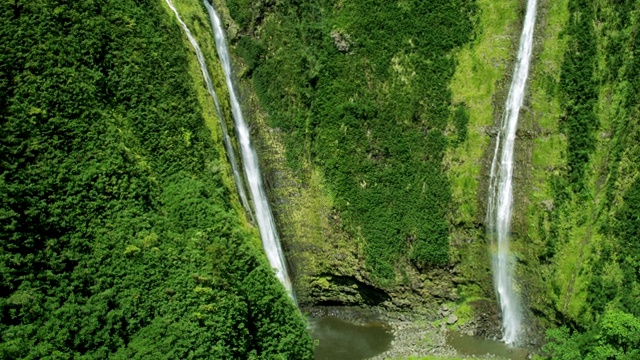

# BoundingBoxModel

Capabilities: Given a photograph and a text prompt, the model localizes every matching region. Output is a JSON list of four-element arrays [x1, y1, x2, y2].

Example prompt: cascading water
[[164, 0, 252, 218], [487, 0, 537, 346], [204, 1, 293, 295]]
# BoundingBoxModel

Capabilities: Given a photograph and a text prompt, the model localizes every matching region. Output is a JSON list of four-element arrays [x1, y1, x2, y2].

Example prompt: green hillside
[[525, 0, 640, 357], [0, 0, 312, 358]]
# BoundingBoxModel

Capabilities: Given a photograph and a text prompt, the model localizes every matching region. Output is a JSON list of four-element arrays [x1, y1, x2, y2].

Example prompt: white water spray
[[487, 0, 537, 345], [204, 1, 293, 295], [164, 0, 252, 218]]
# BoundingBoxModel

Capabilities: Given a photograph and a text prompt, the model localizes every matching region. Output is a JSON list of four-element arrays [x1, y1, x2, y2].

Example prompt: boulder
[[331, 30, 351, 52]]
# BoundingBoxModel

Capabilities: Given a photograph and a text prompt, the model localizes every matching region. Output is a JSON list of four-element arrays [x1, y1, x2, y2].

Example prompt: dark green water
[[310, 317, 393, 360], [446, 332, 529, 360]]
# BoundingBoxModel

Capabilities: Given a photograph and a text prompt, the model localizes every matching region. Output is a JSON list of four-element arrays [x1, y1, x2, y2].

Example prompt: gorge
[[2, 0, 640, 359]]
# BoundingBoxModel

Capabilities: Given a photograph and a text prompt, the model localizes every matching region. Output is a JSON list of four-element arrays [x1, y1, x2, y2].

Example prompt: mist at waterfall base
[[486, 0, 537, 346], [204, 1, 293, 294]]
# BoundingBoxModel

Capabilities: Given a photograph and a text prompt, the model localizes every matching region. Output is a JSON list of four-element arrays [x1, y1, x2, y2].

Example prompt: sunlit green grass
[[447, 0, 520, 224]]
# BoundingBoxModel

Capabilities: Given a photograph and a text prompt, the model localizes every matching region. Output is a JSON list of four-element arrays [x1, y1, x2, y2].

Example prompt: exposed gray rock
[[331, 30, 351, 52], [541, 199, 554, 212], [447, 314, 459, 325]]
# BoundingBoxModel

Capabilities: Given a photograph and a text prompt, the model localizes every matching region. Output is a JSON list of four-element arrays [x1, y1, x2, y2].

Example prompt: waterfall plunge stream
[[166, 0, 292, 295], [164, 0, 251, 218], [204, 1, 293, 295], [487, 0, 537, 345]]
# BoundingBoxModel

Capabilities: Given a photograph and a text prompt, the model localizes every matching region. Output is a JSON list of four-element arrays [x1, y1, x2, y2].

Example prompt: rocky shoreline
[[370, 319, 457, 359], [302, 306, 521, 360]]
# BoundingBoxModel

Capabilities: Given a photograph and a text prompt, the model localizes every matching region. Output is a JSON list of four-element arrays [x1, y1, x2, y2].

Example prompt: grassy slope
[[526, 1, 640, 356], [447, 0, 519, 225], [446, 0, 520, 301], [518, 0, 571, 323], [524, 0, 594, 323]]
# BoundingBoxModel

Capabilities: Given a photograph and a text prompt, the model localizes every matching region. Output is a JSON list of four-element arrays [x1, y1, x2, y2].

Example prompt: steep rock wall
[[212, 0, 522, 317]]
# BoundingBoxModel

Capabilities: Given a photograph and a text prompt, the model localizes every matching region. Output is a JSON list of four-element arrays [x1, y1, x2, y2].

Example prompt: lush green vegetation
[[445, 0, 520, 302], [525, 0, 640, 357], [225, 0, 640, 356], [227, 0, 477, 282], [557, 0, 598, 191], [542, 309, 640, 359], [0, 0, 313, 358]]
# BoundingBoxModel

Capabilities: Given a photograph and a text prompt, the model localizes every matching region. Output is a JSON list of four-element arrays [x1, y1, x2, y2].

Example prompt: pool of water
[[309, 316, 393, 360], [446, 331, 529, 360]]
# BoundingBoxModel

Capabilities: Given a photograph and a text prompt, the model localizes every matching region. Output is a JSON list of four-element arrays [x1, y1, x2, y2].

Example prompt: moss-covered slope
[[217, 0, 640, 354], [215, 0, 515, 311], [523, 0, 640, 356]]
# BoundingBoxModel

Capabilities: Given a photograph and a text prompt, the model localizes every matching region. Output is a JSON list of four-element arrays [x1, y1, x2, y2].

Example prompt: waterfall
[[204, 1, 293, 295], [164, 0, 252, 218], [487, 0, 537, 345]]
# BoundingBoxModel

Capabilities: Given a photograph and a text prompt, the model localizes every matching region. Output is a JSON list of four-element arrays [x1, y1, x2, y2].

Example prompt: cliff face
[[214, 0, 491, 314], [215, 0, 491, 313], [218, 0, 640, 348], [509, 2, 640, 355], [521, 0, 640, 331]]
